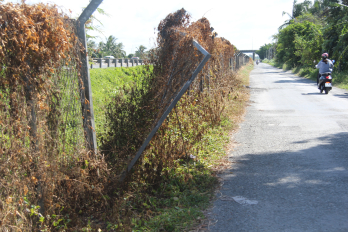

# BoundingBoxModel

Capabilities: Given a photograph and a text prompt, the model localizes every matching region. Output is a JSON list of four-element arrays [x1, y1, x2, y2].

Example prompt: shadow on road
[[333, 93, 348, 98], [210, 132, 348, 231], [302, 92, 324, 95], [302, 92, 348, 97], [273, 79, 312, 84], [263, 71, 282, 74]]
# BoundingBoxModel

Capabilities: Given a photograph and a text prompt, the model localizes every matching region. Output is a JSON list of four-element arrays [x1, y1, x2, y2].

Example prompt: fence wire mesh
[[0, 3, 251, 230], [0, 3, 105, 228], [101, 8, 250, 185]]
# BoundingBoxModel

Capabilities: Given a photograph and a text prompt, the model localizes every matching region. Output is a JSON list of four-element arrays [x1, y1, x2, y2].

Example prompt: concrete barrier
[[90, 58, 145, 69]]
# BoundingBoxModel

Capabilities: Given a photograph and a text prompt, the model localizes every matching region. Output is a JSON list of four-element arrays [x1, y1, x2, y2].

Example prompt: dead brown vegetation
[[0, 3, 107, 230], [101, 8, 237, 185], [0, 4, 251, 231], [98, 9, 250, 230]]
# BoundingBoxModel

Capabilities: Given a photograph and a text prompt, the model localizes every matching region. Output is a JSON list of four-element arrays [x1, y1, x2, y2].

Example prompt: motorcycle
[[316, 59, 335, 94], [256, 60, 259, 65], [318, 73, 332, 94]]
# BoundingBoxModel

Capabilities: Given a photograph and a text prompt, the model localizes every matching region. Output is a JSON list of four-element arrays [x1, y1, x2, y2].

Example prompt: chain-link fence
[[0, 2, 103, 228], [100, 8, 251, 184]]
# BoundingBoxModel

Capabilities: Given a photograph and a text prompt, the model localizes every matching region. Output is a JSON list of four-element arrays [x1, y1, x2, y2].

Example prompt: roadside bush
[[90, 66, 153, 143], [0, 4, 252, 231], [0, 3, 107, 230], [98, 9, 249, 230], [100, 9, 237, 186]]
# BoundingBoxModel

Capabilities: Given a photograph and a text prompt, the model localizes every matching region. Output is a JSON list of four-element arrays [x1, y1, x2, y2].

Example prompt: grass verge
[[88, 64, 252, 231], [90, 66, 153, 143], [263, 59, 348, 91], [134, 64, 252, 232]]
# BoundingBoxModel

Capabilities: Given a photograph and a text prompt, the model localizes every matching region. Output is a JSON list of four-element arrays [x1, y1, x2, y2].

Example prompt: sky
[[3, 0, 309, 55]]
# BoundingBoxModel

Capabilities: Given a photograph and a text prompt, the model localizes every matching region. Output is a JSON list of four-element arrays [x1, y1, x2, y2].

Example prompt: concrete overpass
[[239, 50, 257, 60]]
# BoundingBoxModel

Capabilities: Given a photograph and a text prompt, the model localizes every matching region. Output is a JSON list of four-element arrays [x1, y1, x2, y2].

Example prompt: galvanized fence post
[[119, 40, 211, 183], [76, 0, 103, 152], [232, 55, 235, 71], [23, 65, 45, 216]]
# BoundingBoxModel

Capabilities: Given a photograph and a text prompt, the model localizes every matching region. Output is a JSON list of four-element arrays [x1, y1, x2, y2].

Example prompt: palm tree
[[96, 41, 105, 58], [96, 36, 126, 58], [279, 0, 312, 30], [135, 45, 147, 59], [113, 42, 126, 58], [104, 36, 117, 55], [87, 39, 98, 58], [310, 0, 335, 15], [84, 1, 110, 39]]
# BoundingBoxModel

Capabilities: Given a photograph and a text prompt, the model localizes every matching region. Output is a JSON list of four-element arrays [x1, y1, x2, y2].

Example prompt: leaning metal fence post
[[77, 0, 103, 152], [119, 40, 211, 183]]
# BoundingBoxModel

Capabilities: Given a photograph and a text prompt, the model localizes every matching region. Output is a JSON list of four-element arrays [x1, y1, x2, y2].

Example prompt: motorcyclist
[[315, 53, 333, 88]]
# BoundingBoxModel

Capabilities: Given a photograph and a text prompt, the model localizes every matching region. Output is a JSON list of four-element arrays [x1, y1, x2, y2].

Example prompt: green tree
[[256, 43, 274, 59], [270, 0, 348, 71], [279, 0, 312, 29], [293, 17, 323, 66], [113, 42, 126, 58], [321, 0, 348, 69], [93, 36, 126, 58], [135, 45, 147, 59], [87, 40, 98, 58], [277, 20, 322, 67], [97, 41, 105, 58]]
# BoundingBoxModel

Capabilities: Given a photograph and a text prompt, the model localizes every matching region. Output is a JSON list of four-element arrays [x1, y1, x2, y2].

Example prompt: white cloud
[[3, 0, 307, 54]]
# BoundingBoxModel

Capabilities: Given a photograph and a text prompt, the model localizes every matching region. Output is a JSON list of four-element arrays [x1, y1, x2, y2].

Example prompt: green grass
[[131, 165, 218, 231], [263, 58, 284, 69], [98, 118, 231, 231], [90, 66, 153, 144], [128, 119, 231, 231], [331, 71, 348, 89], [294, 68, 348, 90], [131, 64, 253, 231], [89, 64, 253, 231]]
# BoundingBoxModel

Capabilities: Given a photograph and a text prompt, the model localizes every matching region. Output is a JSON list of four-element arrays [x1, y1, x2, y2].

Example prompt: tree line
[[257, 0, 348, 71], [87, 35, 148, 60], [82, 3, 148, 61]]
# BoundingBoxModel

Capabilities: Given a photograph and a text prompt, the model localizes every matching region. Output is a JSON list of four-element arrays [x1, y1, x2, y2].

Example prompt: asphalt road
[[208, 63, 348, 232]]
